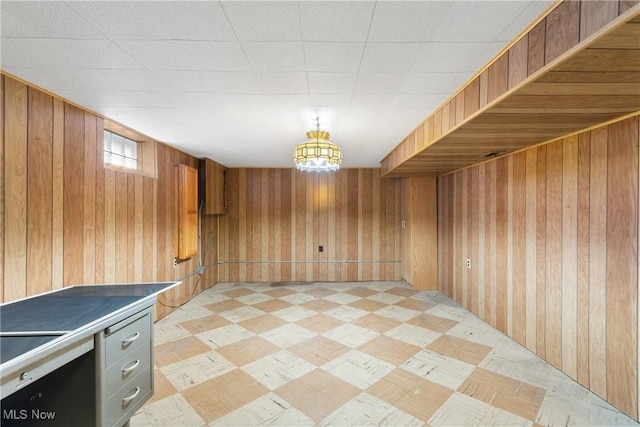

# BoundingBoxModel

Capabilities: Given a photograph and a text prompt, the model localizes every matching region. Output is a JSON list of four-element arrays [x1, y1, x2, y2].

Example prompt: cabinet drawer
[[103, 365, 152, 427], [103, 341, 151, 399], [104, 312, 151, 368]]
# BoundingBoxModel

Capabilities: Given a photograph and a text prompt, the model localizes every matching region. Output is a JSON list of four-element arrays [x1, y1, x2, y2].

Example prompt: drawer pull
[[122, 359, 140, 374], [122, 332, 140, 345], [122, 387, 140, 404]]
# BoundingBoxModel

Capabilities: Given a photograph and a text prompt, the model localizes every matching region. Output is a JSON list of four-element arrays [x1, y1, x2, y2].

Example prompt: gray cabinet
[[96, 308, 153, 427]]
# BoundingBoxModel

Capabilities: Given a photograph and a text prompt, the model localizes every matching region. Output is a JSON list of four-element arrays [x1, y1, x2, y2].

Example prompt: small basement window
[[104, 130, 138, 170]]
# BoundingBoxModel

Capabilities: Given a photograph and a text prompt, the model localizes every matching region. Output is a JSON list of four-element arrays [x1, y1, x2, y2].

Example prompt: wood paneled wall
[[218, 168, 401, 283], [437, 115, 640, 420], [1, 75, 216, 320]]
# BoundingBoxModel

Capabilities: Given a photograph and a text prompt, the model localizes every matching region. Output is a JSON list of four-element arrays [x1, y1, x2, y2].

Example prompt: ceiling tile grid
[[0, 0, 553, 168]]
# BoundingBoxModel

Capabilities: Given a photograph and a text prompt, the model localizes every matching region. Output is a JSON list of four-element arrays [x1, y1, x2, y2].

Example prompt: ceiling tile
[[1, 1, 105, 39], [413, 42, 490, 73], [308, 73, 357, 94], [463, 41, 507, 73], [42, 69, 166, 92], [308, 94, 353, 109], [390, 94, 446, 111], [257, 72, 308, 94], [242, 42, 306, 72], [496, 1, 554, 42], [368, 2, 452, 42], [399, 73, 459, 94], [360, 43, 425, 73], [304, 42, 365, 73], [2, 38, 142, 70], [67, 1, 235, 41], [264, 94, 311, 109], [431, 1, 534, 42], [155, 71, 262, 94], [117, 40, 251, 71], [222, 2, 301, 41], [355, 73, 409, 94], [299, 2, 374, 42], [350, 94, 395, 110], [88, 91, 189, 109], [182, 93, 268, 110]]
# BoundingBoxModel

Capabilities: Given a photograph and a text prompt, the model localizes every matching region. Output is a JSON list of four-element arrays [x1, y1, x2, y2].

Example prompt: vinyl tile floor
[[131, 281, 639, 426]]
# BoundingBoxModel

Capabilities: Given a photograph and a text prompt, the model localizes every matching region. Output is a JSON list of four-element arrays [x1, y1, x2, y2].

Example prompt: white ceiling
[[0, 0, 553, 168]]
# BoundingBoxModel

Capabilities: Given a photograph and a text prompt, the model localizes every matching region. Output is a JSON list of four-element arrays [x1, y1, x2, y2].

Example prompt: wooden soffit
[[381, 2, 640, 177]]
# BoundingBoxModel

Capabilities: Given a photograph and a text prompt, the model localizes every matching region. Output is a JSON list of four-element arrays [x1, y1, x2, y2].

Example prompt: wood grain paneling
[[218, 168, 400, 283], [438, 115, 640, 421], [27, 88, 53, 296], [4, 78, 28, 301], [606, 117, 638, 417], [380, 0, 639, 177], [1, 75, 206, 320]]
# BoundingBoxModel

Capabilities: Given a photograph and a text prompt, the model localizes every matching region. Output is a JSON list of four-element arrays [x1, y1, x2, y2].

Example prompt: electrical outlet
[[466, 259, 471, 269], [197, 265, 205, 275], [319, 245, 324, 253], [173, 258, 178, 268]]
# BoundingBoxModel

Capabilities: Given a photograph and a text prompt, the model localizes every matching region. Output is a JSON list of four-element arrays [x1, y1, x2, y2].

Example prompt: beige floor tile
[[222, 288, 257, 298], [132, 393, 205, 427], [179, 313, 232, 335], [300, 298, 340, 313], [375, 305, 421, 322], [324, 305, 369, 322], [138, 281, 639, 427], [348, 298, 388, 312], [323, 323, 379, 348], [458, 367, 545, 421], [145, 369, 178, 405], [371, 369, 454, 422], [289, 335, 350, 366], [407, 313, 458, 333], [353, 313, 402, 333], [160, 350, 235, 391], [241, 350, 316, 390], [402, 349, 476, 390], [345, 287, 379, 297], [295, 313, 345, 333], [320, 392, 423, 427], [154, 336, 212, 368], [204, 298, 246, 314], [217, 336, 280, 366], [394, 297, 436, 312], [386, 287, 418, 297], [358, 335, 421, 366], [427, 334, 492, 365], [274, 369, 360, 422], [262, 288, 296, 298], [237, 313, 288, 334], [321, 350, 396, 389], [384, 323, 441, 348], [302, 287, 338, 297], [428, 392, 491, 426], [251, 298, 293, 313]]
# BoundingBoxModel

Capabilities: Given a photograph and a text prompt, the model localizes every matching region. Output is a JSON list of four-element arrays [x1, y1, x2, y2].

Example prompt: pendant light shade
[[293, 118, 343, 172]]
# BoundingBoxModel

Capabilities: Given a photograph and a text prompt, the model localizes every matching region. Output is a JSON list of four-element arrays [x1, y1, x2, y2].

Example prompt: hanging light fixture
[[293, 117, 343, 172]]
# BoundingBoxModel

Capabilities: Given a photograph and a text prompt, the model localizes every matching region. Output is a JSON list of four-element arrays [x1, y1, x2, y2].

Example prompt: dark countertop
[[0, 282, 179, 365]]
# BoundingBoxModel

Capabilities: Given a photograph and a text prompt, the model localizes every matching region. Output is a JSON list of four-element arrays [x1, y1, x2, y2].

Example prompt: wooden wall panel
[[26, 88, 53, 296], [218, 168, 401, 283], [606, 117, 638, 417], [4, 77, 28, 301], [0, 76, 4, 300], [438, 115, 640, 421], [63, 104, 84, 287], [545, 1, 581, 64], [1, 75, 204, 320]]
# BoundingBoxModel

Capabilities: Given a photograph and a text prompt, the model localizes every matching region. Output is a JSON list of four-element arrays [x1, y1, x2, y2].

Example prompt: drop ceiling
[[0, 1, 553, 168]]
